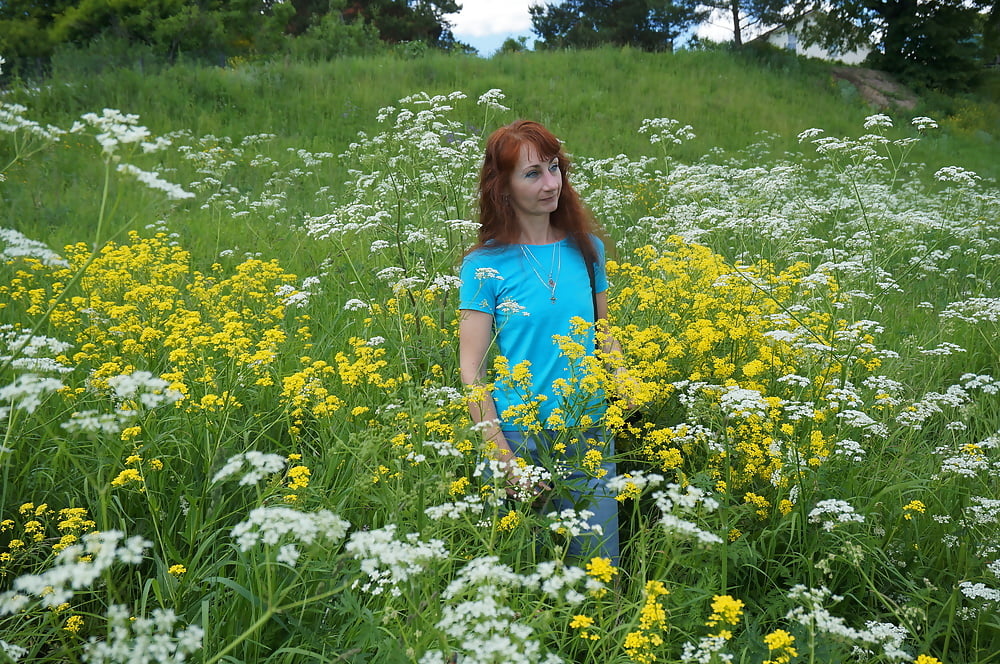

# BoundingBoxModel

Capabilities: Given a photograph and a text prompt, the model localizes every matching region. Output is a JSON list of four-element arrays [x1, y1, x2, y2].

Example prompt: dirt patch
[[831, 67, 919, 111]]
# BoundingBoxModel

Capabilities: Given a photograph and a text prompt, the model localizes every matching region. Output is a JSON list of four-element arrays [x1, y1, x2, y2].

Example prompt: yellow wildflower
[[706, 594, 744, 629], [903, 500, 926, 520], [497, 510, 521, 532], [64, 615, 84, 633], [570, 614, 600, 640], [449, 477, 470, 496], [585, 556, 618, 584], [763, 629, 798, 664], [286, 465, 311, 490], [582, 449, 607, 478], [111, 468, 144, 487]]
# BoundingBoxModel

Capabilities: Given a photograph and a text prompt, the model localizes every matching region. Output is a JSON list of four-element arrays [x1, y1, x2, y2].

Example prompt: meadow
[[1, 48, 999, 664]]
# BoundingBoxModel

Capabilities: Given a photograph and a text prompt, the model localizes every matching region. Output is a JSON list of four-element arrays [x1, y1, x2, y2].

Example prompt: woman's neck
[[518, 219, 559, 245]]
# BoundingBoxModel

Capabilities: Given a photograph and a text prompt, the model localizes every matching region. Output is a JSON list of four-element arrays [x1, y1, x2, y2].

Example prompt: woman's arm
[[459, 309, 516, 466], [594, 291, 622, 355], [595, 290, 640, 409]]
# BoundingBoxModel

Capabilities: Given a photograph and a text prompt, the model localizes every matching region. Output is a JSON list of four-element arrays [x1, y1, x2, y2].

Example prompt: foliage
[[2, 53, 1000, 663], [530, 0, 708, 52], [795, 0, 990, 92], [345, 0, 461, 47], [0, 0, 460, 76], [498, 36, 531, 55]]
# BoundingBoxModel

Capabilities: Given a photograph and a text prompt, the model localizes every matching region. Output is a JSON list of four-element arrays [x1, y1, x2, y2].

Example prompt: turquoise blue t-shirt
[[459, 236, 608, 432]]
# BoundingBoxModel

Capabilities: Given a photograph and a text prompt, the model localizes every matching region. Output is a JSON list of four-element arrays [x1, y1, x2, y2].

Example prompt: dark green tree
[[0, 0, 76, 61], [795, 0, 989, 91], [498, 36, 530, 54], [0, 0, 460, 74], [338, 0, 461, 47], [530, 0, 707, 52], [0, 0, 296, 68]]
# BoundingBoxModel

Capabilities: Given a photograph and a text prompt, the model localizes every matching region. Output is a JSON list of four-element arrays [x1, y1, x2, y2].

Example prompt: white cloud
[[446, 0, 535, 38]]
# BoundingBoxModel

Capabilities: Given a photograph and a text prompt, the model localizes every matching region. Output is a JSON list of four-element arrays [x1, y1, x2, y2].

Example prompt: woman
[[458, 120, 619, 565]]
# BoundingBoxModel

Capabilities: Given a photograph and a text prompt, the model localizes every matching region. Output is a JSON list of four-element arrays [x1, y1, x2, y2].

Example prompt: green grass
[[4, 46, 997, 263], [2, 45, 999, 664], [9, 46, 998, 177]]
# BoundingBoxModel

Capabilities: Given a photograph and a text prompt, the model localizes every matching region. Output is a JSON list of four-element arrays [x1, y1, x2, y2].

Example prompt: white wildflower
[[719, 386, 769, 419], [231, 507, 350, 563], [653, 484, 722, 544], [0, 373, 64, 414], [343, 298, 370, 311], [0, 531, 151, 615], [106, 370, 184, 408], [0, 640, 28, 663], [212, 451, 287, 485], [497, 298, 529, 316], [808, 499, 865, 531], [0, 228, 70, 267], [605, 470, 664, 495], [345, 524, 448, 596], [82, 604, 203, 664], [863, 114, 893, 130], [477, 88, 510, 111]]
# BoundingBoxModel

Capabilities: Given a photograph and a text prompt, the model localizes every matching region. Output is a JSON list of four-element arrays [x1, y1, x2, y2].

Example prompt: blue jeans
[[502, 428, 620, 567]]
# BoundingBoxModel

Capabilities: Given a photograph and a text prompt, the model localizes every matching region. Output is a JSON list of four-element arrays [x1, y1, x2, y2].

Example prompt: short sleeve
[[593, 236, 609, 294], [459, 254, 498, 314]]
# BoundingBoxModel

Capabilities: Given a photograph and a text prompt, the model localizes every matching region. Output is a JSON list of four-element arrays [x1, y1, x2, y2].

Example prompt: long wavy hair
[[468, 120, 600, 268]]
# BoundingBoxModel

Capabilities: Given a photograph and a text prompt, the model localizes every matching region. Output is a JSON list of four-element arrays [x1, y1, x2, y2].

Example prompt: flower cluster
[[231, 506, 350, 567], [83, 604, 203, 664], [0, 530, 150, 614], [345, 524, 448, 596], [624, 580, 670, 663]]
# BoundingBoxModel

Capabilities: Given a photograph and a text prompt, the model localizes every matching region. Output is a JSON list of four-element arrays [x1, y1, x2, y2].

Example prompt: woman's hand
[[499, 455, 552, 508], [613, 365, 643, 412]]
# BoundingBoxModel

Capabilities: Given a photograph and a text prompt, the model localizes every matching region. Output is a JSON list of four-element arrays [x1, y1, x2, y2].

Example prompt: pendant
[[550, 295, 557, 303]]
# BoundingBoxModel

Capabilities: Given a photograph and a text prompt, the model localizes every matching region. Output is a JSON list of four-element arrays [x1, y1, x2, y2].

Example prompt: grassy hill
[[3, 43, 1000, 663], [8, 45, 999, 180]]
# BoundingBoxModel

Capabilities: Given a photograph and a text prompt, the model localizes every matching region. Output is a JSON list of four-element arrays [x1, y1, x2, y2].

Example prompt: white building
[[757, 12, 871, 65]]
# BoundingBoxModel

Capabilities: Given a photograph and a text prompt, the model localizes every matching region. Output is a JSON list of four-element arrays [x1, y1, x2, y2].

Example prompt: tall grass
[[9, 47, 1000, 177], [1, 49, 999, 664]]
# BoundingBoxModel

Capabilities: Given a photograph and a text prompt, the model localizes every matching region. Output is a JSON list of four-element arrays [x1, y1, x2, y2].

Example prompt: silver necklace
[[520, 241, 561, 303]]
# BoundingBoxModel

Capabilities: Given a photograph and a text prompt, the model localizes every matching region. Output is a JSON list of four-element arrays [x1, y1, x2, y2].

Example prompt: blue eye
[[549, 163, 560, 173]]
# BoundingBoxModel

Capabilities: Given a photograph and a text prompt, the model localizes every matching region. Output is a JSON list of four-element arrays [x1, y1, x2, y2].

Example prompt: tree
[[0, 0, 461, 75], [339, 0, 461, 47], [498, 36, 530, 54], [530, 0, 707, 52], [0, 0, 76, 62], [795, 0, 989, 91], [697, 0, 793, 47]]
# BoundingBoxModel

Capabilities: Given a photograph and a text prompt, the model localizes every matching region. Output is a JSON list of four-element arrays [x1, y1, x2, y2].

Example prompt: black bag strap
[[586, 258, 598, 321]]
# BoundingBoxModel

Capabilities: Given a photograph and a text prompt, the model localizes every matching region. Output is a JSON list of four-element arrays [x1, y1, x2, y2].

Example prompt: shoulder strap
[[586, 258, 598, 321]]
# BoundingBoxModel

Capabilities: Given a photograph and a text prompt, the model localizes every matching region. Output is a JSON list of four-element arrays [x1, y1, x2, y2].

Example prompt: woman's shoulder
[[462, 242, 515, 268]]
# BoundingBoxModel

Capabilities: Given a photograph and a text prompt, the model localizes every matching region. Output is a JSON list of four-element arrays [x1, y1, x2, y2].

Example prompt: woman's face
[[507, 143, 561, 225]]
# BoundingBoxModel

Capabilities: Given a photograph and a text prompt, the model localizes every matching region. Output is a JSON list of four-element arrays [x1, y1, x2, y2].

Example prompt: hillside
[[7, 46, 999, 181]]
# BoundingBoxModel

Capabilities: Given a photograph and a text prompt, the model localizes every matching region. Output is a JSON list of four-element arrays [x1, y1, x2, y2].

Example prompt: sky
[[445, 0, 537, 56], [444, 1, 736, 57]]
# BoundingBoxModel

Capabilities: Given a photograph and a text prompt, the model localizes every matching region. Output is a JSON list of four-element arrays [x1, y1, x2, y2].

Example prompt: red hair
[[469, 120, 600, 268]]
